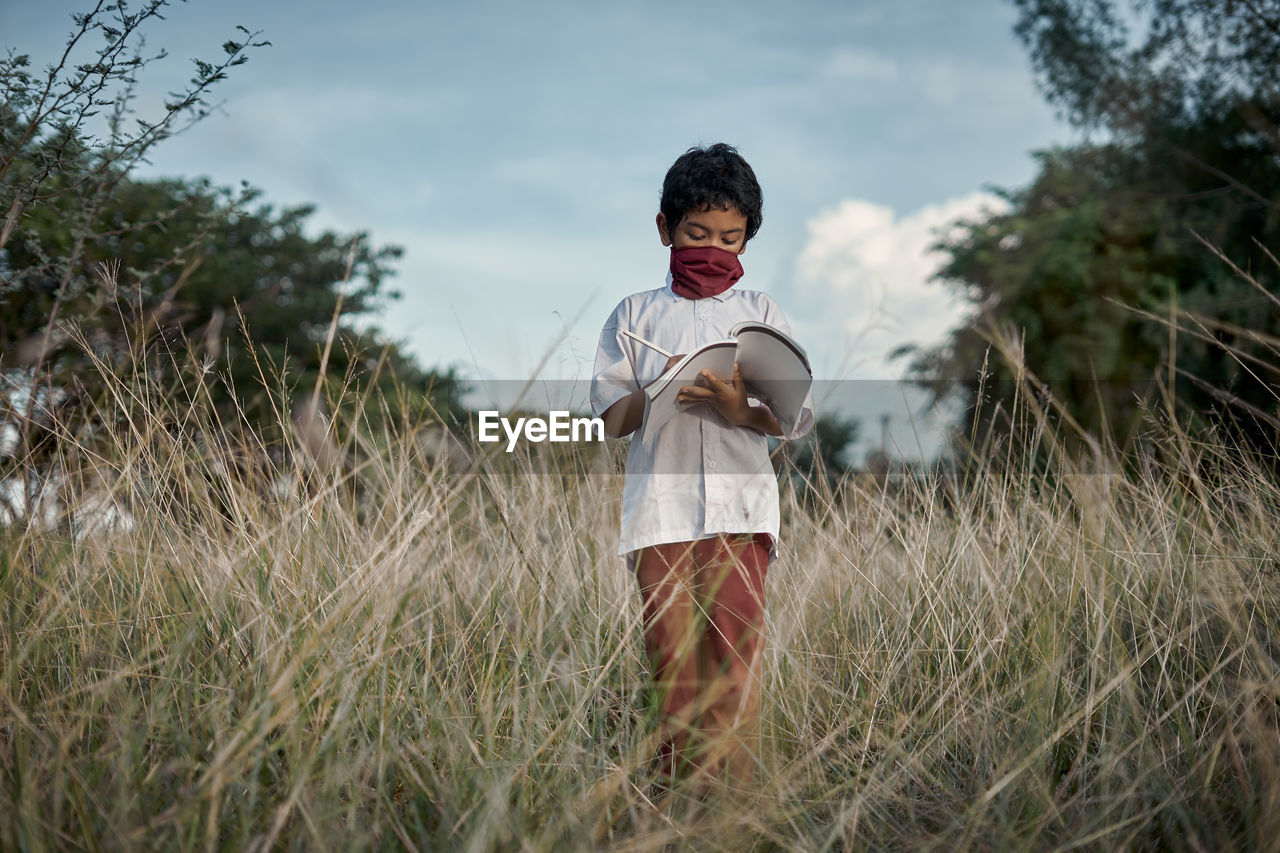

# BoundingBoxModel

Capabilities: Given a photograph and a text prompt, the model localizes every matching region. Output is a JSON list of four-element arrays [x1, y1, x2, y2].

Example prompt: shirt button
[[698, 313, 707, 320], [708, 461, 717, 469]]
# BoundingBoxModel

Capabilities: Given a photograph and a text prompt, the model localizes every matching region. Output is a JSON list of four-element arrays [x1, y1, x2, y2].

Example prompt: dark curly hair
[[660, 143, 763, 243]]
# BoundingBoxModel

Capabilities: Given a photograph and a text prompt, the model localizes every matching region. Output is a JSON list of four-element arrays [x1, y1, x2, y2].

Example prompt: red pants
[[633, 532, 771, 785]]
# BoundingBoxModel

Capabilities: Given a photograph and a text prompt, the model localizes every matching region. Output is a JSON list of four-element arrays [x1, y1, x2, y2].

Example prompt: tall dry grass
[[2, 345, 1279, 850]]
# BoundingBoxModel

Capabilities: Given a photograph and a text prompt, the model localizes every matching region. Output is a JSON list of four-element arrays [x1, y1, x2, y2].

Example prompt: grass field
[[3, 360, 1279, 851]]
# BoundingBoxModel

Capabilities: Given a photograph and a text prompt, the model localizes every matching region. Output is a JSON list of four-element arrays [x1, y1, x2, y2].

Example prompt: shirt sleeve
[[761, 295, 815, 441], [590, 300, 640, 418]]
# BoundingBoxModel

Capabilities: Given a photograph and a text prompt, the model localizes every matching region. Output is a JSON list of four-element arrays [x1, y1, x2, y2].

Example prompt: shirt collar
[[665, 271, 733, 302]]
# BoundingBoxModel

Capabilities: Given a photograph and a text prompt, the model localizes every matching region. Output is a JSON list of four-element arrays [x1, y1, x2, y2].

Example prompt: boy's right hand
[[604, 354, 685, 439], [646, 354, 684, 387]]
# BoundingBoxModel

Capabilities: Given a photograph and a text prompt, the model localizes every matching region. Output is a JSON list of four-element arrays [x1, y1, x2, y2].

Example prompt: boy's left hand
[[677, 363, 754, 427]]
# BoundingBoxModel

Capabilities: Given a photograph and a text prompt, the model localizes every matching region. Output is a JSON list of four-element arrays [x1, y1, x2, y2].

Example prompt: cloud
[[794, 191, 1007, 376], [822, 47, 899, 82]]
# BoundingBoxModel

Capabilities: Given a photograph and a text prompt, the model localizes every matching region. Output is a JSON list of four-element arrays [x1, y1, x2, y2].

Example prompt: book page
[[641, 342, 737, 444], [730, 323, 813, 433]]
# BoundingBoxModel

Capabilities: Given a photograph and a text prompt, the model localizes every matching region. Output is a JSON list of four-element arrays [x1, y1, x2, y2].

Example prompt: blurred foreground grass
[[2, 359, 1279, 851]]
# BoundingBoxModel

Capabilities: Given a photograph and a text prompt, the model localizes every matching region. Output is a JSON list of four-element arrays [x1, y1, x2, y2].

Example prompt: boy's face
[[656, 205, 748, 255]]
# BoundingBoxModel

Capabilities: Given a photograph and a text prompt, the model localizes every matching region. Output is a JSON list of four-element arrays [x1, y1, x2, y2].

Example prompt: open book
[[640, 322, 812, 444]]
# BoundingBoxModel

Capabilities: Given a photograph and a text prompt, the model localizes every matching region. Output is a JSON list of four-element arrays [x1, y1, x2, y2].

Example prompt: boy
[[590, 143, 813, 791]]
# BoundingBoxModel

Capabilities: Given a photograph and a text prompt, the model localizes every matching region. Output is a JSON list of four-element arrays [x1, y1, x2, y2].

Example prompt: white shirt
[[590, 274, 814, 563]]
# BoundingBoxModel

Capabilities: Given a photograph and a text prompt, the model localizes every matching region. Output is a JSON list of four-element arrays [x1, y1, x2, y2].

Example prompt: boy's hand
[[644, 354, 685, 389], [677, 364, 748, 421], [677, 364, 781, 435], [605, 354, 686, 439]]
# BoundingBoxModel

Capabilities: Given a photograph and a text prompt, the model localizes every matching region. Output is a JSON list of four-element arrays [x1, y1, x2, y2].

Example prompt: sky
[[4, 0, 1071, 458]]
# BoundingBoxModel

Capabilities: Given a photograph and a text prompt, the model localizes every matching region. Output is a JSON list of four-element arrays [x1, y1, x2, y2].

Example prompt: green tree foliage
[[902, 0, 1280, 451], [1, 1, 264, 255], [1, 2, 462, 509], [4, 168, 463, 431], [1012, 0, 1280, 134]]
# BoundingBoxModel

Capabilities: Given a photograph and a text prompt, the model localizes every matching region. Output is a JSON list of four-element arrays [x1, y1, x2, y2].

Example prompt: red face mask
[[669, 246, 744, 299]]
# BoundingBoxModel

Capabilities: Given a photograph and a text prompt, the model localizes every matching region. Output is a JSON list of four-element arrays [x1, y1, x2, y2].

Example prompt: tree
[[2, 2, 267, 515], [1, 2, 268, 253], [1012, 0, 1280, 136], [1, 3, 463, 521], [4, 168, 463, 425], [901, 0, 1280, 452]]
